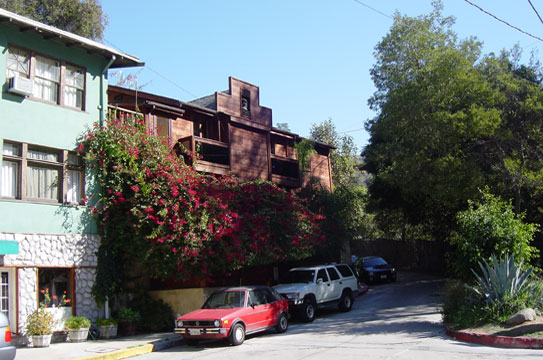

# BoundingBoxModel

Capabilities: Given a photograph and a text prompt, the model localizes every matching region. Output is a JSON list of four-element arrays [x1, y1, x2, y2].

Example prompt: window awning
[[0, 241, 19, 255]]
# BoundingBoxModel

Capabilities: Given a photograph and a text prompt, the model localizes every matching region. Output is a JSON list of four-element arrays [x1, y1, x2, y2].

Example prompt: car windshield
[[363, 257, 388, 267], [284, 270, 315, 283], [202, 290, 245, 309]]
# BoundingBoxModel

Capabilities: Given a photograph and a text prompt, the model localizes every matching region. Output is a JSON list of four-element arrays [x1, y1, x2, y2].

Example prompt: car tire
[[229, 323, 245, 346], [338, 290, 353, 312], [275, 312, 288, 333], [300, 298, 316, 322]]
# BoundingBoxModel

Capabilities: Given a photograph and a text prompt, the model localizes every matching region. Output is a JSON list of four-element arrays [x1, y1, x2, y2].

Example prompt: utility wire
[[463, 0, 543, 42], [102, 38, 198, 98], [352, 0, 392, 19], [528, 0, 543, 26]]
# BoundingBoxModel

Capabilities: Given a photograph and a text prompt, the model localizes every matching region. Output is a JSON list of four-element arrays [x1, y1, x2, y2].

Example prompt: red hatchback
[[174, 286, 289, 346]]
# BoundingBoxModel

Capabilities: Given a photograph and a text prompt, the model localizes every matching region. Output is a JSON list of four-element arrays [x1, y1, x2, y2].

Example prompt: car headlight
[[285, 292, 300, 300], [177, 320, 183, 327], [392, 268, 396, 272], [214, 320, 221, 327]]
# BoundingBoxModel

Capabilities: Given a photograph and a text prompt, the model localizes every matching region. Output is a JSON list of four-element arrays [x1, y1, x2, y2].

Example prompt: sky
[[101, 0, 543, 151]]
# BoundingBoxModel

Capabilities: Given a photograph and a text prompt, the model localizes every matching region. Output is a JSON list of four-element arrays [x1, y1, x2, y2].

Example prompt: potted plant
[[65, 316, 90, 342], [26, 308, 54, 347], [117, 307, 140, 336], [96, 318, 118, 339]]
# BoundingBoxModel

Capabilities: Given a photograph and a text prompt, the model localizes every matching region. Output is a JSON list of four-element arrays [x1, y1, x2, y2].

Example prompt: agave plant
[[466, 253, 533, 306]]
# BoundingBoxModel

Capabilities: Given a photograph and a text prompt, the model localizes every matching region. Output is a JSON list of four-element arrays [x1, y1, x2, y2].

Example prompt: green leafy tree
[[448, 190, 538, 280], [275, 123, 291, 132], [364, 1, 503, 238], [0, 0, 107, 40], [310, 118, 361, 189]]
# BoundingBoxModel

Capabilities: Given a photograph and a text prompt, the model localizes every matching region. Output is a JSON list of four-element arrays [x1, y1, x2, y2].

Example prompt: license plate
[[380, 275, 387, 279], [189, 329, 201, 336]]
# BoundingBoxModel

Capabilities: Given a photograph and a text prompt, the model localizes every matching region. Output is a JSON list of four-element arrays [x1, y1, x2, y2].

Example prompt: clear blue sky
[[101, 0, 543, 151]]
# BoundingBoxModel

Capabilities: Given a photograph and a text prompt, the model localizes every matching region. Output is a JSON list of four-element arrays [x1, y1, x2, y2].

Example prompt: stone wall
[[0, 232, 100, 333]]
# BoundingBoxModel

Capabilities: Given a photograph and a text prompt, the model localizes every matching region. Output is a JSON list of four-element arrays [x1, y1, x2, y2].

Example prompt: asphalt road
[[136, 272, 542, 359]]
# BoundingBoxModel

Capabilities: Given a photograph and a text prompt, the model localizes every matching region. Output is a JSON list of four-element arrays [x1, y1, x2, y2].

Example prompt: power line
[[102, 38, 198, 98], [463, 0, 543, 42], [351, 0, 392, 19], [527, 0, 543, 26]]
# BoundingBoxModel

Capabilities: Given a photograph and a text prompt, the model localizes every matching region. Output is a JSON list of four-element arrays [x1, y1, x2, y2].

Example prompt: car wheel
[[300, 298, 316, 322], [275, 312, 288, 333], [229, 323, 245, 346], [338, 290, 353, 312]]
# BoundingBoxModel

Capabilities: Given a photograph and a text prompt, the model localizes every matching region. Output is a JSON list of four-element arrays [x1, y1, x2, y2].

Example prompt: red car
[[174, 286, 289, 346]]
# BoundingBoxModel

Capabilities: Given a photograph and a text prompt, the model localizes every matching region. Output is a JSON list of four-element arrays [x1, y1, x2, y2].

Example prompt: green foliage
[[364, 2, 502, 238], [25, 309, 54, 335], [95, 318, 117, 326], [65, 316, 91, 330], [275, 123, 291, 132], [310, 118, 361, 189], [464, 254, 543, 323], [294, 139, 317, 173], [117, 307, 140, 322], [466, 254, 533, 306], [0, 0, 107, 40], [81, 115, 323, 302], [130, 293, 174, 332], [441, 280, 482, 329], [448, 191, 538, 280]]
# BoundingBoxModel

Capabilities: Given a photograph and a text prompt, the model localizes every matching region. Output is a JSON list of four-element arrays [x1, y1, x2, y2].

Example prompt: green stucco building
[[0, 8, 142, 339]]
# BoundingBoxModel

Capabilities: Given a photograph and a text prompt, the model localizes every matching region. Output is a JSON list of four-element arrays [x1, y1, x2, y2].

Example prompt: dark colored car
[[356, 256, 396, 283], [174, 286, 288, 346], [0, 312, 15, 360]]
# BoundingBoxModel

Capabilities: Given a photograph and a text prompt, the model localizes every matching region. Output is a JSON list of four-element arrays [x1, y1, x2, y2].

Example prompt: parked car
[[273, 264, 358, 322], [174, 286, 288, 346], [0, 312, 15, 360], [356, 256, 396, 283]]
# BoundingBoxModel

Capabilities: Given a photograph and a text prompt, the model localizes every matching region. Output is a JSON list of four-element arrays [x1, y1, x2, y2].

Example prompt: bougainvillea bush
[[79, 115, 323, 302]]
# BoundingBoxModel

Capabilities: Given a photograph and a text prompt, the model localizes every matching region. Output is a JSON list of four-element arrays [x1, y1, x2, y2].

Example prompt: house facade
[[0, 8, 142, 337], [108, 77, 334, 189]]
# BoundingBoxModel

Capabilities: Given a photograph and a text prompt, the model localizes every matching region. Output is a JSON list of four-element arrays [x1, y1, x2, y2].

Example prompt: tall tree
[[0, 0, 107, 40], [310, 118, 361, 189], [364, 1, 503, 239]]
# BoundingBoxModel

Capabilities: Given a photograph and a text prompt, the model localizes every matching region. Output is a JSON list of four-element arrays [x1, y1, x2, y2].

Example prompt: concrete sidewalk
[[15, 332, 183, 360]]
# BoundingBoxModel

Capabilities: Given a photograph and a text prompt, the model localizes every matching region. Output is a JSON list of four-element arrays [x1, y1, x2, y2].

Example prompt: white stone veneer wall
[[0, 232, 100, 333]]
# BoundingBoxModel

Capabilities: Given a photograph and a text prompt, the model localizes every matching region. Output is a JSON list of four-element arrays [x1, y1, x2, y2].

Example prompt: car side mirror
[[317, 278, 323, 285]]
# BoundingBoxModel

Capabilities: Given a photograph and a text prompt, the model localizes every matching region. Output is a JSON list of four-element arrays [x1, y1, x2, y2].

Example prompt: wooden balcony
[[107, 105, 143, 120], [178, 135, 230, 175], [271, 155, 300, 188]]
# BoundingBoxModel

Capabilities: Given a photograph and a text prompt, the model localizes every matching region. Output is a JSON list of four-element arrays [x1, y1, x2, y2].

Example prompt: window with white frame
[[5, 45, 86, 110], [0, 141, 84, 204]]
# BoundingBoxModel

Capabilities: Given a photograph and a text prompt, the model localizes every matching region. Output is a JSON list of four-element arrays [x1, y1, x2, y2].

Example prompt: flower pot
[[118, 320, 136, 336], [32, 334, 52, 348], [68, 327, 89, 342], [98, 325, 117, 339]]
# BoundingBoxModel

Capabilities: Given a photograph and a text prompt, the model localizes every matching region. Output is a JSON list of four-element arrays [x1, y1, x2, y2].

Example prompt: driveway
[[135, 272, 542, 359]]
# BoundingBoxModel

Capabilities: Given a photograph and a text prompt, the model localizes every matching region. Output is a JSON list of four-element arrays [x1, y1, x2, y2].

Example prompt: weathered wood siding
[[310, 153, 332, 191], [229, 124, 269, 181], [171, 117, 192, 141]]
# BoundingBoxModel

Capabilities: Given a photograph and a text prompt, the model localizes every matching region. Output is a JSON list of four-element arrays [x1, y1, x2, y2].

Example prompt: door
[[246, 290, 270, 332], [0, 269, 16, 331], [326, 267, 343, 301], [314, 268, 332, 303]]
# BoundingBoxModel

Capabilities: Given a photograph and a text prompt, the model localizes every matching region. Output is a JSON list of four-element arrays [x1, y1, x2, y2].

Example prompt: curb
[[446, 327, 543, 349], [71, 337, 184, 360]]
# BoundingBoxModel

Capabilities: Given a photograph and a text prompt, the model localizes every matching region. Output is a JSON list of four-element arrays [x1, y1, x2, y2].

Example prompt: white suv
[[273, 264, 358, 322]]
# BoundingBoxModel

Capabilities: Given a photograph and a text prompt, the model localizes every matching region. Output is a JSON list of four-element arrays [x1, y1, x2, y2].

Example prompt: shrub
[[448, 190, 538, 280], [441, 280, 482, 329], [26, 309, 54, 336], [131, 293, 174, 332], [466, 253, 543, 322], [95, 318, 117, 326], [117, 307, 140, 322], [65, 316, 91, 330]]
